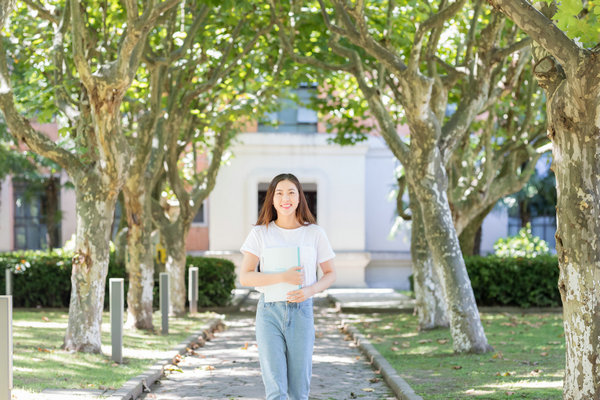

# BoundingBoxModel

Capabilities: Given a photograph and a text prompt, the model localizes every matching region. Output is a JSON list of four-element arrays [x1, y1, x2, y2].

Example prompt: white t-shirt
[[240, 221, 335, 289]]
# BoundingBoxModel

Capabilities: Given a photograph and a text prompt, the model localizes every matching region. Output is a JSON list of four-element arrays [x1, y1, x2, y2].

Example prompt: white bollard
[[4, 269, 11, 296], [0, 296, 12, 400], [188, 267, 198, 314], [110, 278, 124, 364], [160, 272, 169, 335]]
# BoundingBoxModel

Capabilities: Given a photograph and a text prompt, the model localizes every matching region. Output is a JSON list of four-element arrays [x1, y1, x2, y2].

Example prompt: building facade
[[0, 95, 553, 290]]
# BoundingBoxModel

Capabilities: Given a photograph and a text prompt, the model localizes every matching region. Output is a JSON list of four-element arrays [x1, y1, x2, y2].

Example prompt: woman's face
[[273, 179, 300, 218]]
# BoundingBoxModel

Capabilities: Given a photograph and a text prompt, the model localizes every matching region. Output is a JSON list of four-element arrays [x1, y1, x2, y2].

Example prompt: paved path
[[139, 293, 396, 400]]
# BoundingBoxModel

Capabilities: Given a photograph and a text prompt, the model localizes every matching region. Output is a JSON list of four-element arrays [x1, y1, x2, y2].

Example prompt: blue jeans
[[255, 296, 315, 400]]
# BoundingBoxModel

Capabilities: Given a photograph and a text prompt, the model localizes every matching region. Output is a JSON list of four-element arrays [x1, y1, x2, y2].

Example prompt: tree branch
[[337, 44, 410, 164], [410, 0, 467, 72], [0, 40, 82, 175], [493, 37, 532, 62], [182, 16, 275, 106], [486, 0, 583, 71], [115, 0, 181, 83], [69, 0, 94, 89], [331, 0, 408, 75], [189, 124, 231, 221], [21, 0, 59, 24]]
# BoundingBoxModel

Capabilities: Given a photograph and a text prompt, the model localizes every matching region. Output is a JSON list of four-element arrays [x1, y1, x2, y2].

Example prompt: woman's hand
[[282, 266, 303, 285], [286, 286, 314, 303]]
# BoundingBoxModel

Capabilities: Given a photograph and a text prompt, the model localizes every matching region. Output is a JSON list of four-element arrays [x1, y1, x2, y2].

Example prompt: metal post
[[4, 269, 11, 296], [188, 267, 198, 314], [0, 296, 12, 400], [110, 278, 124, 364], [160, 272, 169, 335]]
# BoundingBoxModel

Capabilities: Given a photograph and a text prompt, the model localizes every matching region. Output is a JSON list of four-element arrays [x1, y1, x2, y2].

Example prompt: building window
[[258, 182, 317, 221], [192, 201, 207, 226], [258, 85, 318, 133], [13, 180, 60, 250]]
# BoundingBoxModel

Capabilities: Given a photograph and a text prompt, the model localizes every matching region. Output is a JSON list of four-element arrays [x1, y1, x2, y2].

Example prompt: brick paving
[[138, 292, 397, 400]]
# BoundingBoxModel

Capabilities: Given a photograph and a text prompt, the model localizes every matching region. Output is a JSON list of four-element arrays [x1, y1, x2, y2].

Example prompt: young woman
[[239, 173, 337, 400]]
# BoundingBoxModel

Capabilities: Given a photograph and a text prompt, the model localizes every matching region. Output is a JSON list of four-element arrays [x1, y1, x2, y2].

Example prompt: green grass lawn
[[354, 311, 564, 399], [12, 308, 220, 393]]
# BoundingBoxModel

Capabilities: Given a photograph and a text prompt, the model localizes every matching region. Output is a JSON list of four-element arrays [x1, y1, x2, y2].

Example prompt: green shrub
[[0, 250, 72, 307], [493, 223, 551, 258], [186, 256, 236, 307], [0, 251, 236, 309], [466, 254, 561, 307], [408, 255, 561, 308]]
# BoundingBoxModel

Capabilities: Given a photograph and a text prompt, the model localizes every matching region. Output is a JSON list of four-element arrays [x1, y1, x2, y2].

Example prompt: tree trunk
[[162, 221, 188, 316], [518, 198, 530, 228], [409, 149, 492, 353], [458, 204, 494, 256], [43, 176, 61, 250], [410, 189, 449, 330], [123, 186, 154, 330], [550, 82, 600, 400], [63, 178, 118, 352]]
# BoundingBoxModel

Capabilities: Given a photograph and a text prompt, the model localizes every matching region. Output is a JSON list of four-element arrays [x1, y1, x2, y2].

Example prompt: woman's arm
[[239, 251, 304, 287], [287, 259, 336, 303]]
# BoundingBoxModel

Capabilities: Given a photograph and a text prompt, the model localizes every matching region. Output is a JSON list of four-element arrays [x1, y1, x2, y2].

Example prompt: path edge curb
[[325, 292, 415, 314], [108, 317, 225, 400], [343, 324, 423, 400]]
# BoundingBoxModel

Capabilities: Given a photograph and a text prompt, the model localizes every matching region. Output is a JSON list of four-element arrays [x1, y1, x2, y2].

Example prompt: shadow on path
[[138, 292, 397, 400]]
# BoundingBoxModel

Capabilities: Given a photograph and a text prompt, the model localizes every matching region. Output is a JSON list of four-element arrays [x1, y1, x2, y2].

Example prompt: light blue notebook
[[261, 246, 301, 302]]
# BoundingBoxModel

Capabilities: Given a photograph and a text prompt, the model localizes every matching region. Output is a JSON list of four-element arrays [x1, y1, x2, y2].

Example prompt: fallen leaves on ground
[[452, 365, 462, 370], [37, 347, 52, 353], [496, 371, 515, 377], [42, 316, 49, 322], [530, 369, 542, 376], [436, 339, 448, 345], [362, 387, 375, 392], [240, 342, 248, 350], [164, 365, 183, 373], [369, 377, 381, 383]]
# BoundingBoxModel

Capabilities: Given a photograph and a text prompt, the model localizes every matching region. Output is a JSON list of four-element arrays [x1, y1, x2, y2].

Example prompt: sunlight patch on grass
[[485, 380, 563, 389], [12, 308, 220, 392], [354, 311, 565, 400]]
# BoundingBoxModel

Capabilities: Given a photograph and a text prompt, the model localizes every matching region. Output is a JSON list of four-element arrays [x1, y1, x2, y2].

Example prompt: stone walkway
[[138, 293, 397, 400]]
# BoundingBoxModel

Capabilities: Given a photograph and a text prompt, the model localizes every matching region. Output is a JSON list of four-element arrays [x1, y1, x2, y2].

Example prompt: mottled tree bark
[[0, 0, 179, 352], [486, 1, 600, 397], [162, 221, 188, 316], [410, 188, 448, 330], [123, 188, 155, 329], [408, 139, 492, 353], [63, 178, 118, 352]]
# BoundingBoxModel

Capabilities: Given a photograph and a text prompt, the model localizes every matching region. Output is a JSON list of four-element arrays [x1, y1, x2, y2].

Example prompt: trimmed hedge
[[0, 251, 236, 309], [465, 255, 561, 308], [409, 255, 561, 308]]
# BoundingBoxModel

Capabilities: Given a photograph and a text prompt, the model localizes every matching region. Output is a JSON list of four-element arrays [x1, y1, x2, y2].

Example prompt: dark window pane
[[193, 203, 205, 224]]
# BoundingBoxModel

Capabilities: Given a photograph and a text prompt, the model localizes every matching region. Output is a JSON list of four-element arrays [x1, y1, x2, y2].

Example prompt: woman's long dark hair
[[256, 173, 316, 226]]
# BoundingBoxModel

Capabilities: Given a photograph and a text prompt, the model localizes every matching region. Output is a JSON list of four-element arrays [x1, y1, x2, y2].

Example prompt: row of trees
[[0, 1, 598, 398], [0, 0, 286, 351]]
